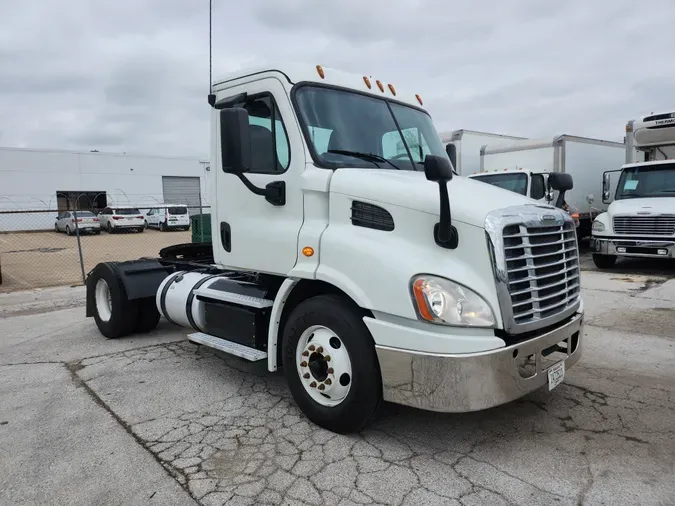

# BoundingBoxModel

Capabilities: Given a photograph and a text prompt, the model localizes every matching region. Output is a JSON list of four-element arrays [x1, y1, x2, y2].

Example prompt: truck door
[[214, 77, 305, 275]]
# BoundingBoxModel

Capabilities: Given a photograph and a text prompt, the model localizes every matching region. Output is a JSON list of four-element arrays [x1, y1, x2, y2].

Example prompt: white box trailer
[[479, 135, 626, 239], [438, 129, 527, 176]]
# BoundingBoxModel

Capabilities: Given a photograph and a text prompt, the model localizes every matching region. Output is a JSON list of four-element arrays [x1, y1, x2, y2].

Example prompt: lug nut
[[324, 355, 331, 362], [303, 373, 310, 379], [308, 345, 315, 351], [316, 346, 323, 353], [327, 368, 334, 374], [309, 381, 317, 388], [302, 351, 309, 357], [318, 384, 325, 391], [300, 361, 308, 367], [325, 378, 332, 385]]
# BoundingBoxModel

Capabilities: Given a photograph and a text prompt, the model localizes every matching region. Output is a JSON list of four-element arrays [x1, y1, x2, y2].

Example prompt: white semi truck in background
[[590, 111, 675, 268], [84, 64, 584, 434], [472, 135, 625, 240], [438, 129, 527, 176]]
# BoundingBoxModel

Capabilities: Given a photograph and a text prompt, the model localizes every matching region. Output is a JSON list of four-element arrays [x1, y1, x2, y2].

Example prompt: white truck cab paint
[[85, 64, 584, 433], [591, 111, 675, 268]]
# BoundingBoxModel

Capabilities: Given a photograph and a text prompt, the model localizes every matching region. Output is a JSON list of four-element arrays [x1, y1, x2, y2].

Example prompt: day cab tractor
[[85, 64, 584, 434]]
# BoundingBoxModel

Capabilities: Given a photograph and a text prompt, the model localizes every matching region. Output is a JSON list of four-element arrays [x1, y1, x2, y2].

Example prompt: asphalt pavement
[[1, 254, 674, 506]]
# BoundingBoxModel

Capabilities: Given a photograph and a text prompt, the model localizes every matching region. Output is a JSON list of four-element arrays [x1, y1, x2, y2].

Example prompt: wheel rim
[[296, 325, 352, 407], [95, 278, 112, 322]]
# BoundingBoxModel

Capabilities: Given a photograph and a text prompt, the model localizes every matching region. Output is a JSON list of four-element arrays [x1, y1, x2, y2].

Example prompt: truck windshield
[[293, 85, 447, 171], [616, 163, 675, 199], [471, 173, 528, 196]]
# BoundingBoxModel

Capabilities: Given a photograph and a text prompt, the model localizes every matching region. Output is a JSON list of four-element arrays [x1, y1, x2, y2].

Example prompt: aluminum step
[[188, 332, 268, 362], [193, 285, 274, 309]]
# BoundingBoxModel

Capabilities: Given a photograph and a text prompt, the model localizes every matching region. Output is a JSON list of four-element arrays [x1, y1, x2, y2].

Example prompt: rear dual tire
[[88, 263, 160, 339]]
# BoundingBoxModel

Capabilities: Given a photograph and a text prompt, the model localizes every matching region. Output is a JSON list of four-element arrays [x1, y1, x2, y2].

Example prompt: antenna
[[207, 0, 216, 107]]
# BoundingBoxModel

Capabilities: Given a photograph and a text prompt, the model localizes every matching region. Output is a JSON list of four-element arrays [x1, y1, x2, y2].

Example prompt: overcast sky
[[1, 0, 673, 158]]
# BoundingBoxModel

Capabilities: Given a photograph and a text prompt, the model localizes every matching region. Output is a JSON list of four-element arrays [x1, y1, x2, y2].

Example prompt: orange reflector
[[363, 76, 371, 88], [415, 94, 423, 105], [302, 246, 314, 257], [387, 84, 396, 96], [571, 213, 580, 219], [412, 279, 434, 322], [376, 80, 384, 92], [316, 65, 325, 79]]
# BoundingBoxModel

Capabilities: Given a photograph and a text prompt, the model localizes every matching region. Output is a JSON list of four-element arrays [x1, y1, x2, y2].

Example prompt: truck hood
[[329, 168, 541, 228], [609, 197, 675, 216]]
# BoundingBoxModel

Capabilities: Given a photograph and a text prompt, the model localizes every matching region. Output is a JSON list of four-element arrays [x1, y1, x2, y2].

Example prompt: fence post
[[72, 209, 86, 284]]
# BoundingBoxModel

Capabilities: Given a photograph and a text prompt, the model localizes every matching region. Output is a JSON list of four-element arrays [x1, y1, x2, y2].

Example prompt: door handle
[[220, 222, 231, 252]]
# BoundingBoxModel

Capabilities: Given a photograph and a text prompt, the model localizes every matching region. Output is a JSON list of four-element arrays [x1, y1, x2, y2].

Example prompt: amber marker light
[[302, 246, 315, 257], [412, 278, 434, 322], [316, 65, 325, 79], [387, 84, 396, 96], [376, 80, 384, 92], [415, 94, 423, 105], [363, 76, 372, 88]]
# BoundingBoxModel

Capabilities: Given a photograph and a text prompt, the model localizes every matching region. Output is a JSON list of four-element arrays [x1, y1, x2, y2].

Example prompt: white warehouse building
[[0, 147, 210, 231]]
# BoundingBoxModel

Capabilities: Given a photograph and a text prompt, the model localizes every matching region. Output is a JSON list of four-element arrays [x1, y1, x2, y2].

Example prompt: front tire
[[282, 294, 382, 434], [593, 254, 617, 269], [88, 263, 139, 339]]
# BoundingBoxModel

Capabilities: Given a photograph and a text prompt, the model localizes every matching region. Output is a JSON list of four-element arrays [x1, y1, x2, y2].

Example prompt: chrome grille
[[502, 221, 580, 326], [613, 216, 675, 236]]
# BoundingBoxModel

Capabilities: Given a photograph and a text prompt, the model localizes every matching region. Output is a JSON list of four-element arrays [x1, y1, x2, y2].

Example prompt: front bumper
[[591, 236, 675, 258], [373, 311, 584, 413]]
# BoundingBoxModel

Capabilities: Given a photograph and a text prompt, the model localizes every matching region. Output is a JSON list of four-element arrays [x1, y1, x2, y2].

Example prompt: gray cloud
[[0, 0, 674, 155]]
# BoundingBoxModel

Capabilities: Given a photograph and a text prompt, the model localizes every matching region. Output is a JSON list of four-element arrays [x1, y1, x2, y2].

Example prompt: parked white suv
[[145, 205, 190, 231], [98, 206, 145, 233], [55, 210, 101, 235]]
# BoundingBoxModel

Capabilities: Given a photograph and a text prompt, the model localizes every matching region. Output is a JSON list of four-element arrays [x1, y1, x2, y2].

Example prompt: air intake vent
[[350, 201, 395, 231]]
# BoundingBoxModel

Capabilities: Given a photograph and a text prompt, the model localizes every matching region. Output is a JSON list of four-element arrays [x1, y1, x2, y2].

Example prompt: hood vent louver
[[350, 201, 395, 231]]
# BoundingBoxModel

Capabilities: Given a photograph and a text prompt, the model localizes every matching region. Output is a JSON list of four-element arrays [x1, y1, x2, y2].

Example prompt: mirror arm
[[433, 181, 458, 249], [235, 174, 285, 206]]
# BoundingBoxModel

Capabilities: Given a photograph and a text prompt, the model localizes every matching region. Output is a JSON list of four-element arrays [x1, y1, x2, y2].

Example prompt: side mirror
[[220, 108, 251, 174], [424, 154, 454, 182], [445, 144, 457, 172], [602, 173, 611, 203], [548, 172, 573, 191]]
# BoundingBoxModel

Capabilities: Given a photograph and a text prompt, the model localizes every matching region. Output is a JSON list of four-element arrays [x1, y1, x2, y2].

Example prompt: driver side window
[[530, 174, 546, 200], [381, 127, 431, 162]]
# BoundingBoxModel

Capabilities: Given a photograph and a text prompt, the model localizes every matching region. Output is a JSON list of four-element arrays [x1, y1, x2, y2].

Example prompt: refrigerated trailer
[[591, 111, 675, 268], [478, 135, 626, 239], [438, 129, 527, 176]]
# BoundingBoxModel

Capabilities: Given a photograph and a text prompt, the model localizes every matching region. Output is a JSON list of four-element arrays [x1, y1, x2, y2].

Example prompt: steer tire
[[282, 294, 382, 434], [134, 298, 161, 333], [592, 254, 617, 269], [88, 262, 139, 339]]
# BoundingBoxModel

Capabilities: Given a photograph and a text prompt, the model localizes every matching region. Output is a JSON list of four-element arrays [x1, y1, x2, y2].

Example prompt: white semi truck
[[85, 64, 584, 433], [590, 111, 675, 268], [474, 135, 626, 239], [438, 129, 527, 176]]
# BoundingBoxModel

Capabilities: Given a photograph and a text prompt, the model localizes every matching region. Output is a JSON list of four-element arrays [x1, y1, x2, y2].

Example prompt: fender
[[267, 278, 299, 372], [85, 260, 173, 317]]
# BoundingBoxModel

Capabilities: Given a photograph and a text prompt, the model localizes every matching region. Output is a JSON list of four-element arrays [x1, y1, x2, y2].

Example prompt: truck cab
[[467, 168, 549, 201], [84, 64, 584, 433], [591, 111, 675, 268]]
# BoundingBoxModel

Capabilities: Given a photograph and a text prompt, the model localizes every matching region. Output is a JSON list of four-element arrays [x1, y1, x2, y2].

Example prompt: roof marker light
[[415, 94, 423, 105], [376, 80, 384, 92], [316, 65, 325, 79], [387, 84, 396, 96], [363, 76, 371, 89]]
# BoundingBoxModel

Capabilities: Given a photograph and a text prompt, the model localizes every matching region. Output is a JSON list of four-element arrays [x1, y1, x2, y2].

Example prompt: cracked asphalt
[[1, 266, 674, 506]]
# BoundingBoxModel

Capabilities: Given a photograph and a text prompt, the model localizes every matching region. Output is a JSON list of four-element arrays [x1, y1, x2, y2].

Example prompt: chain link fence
[[0, 203, 212, 293]]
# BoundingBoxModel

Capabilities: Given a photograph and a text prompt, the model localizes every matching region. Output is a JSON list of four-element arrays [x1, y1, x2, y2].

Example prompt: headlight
[[592, 220, 605, 232], [410, 275, 496, 327]]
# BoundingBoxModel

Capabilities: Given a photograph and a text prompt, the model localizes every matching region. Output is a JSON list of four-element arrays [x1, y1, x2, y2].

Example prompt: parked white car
[[145, 205, 190, 231], [54, 210, 101, 235], [98, 206, 145, 233]]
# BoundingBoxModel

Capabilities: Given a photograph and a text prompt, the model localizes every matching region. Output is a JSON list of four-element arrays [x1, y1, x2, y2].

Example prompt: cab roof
[[212, 63, 427, 110]]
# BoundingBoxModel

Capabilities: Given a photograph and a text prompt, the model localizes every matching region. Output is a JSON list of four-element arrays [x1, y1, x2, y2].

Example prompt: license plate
[[547, 361, 565, 391]]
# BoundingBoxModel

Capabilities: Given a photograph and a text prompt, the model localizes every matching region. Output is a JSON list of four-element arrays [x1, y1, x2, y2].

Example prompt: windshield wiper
[[327, 150, 402, 170], [618, 193, 647, 198]]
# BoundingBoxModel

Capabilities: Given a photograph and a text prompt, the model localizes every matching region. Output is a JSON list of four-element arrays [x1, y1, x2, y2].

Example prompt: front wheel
[[593, 254, 617, 269], [282, 294, 382, 434]]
